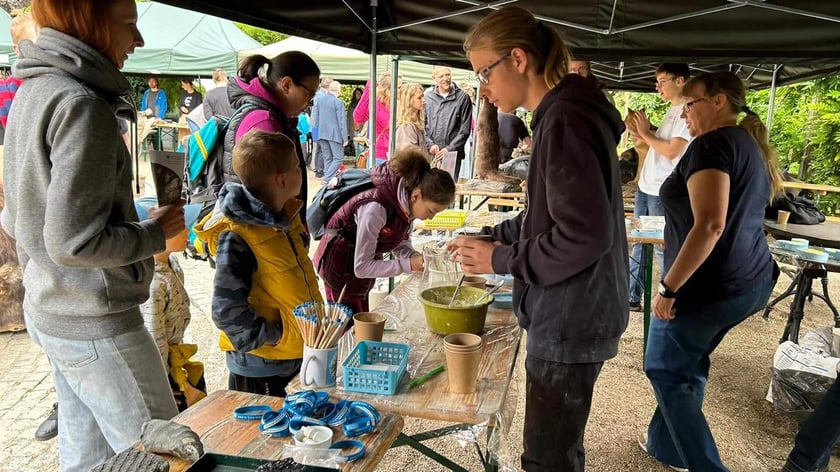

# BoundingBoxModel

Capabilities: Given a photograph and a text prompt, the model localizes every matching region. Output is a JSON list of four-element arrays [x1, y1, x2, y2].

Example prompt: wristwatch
[[658, 280, 678, 299]]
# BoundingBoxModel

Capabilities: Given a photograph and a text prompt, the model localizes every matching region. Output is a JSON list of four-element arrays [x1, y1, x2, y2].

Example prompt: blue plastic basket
[[342, 341, 409, 395]]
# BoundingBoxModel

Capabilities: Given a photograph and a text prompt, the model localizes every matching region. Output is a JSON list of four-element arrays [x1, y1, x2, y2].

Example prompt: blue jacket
[[311, 93, 347, 144], [141, 88, 168, 119], [296, 112, 310, 144]]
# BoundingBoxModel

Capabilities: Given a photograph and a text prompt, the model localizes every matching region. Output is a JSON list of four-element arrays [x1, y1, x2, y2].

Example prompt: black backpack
[[306, 168, 378, 240], [766, 191, 826, 225]]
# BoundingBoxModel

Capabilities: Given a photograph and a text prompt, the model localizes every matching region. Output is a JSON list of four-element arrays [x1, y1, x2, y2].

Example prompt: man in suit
[[314, 80, 347, 184], [311, 77, 333, 178]]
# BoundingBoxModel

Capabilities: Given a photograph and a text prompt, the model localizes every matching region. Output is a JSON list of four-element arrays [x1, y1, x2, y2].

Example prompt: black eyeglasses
[[296, 81, 317, 100], [682, 97, 706, 113], [476, 56, 509, 85]]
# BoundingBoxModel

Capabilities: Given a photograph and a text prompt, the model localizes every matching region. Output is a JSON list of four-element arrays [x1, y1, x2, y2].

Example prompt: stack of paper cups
[[443, 333, 483, 394]]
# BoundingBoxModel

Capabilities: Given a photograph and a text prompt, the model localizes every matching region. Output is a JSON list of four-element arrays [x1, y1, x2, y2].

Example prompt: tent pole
[[388, 56, 399, 158], [766, 64, 780, 132], [367, 0, 378, 168]]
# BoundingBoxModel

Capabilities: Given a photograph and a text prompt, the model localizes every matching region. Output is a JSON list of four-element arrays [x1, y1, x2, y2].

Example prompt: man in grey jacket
[[424, 66, 473, 180]]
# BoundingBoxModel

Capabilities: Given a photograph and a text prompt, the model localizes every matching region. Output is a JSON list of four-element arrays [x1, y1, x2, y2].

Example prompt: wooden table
[[627, 233, 665, 356], [165, 390, 403, 471], [288, 273, 522, 472], [154, 121, 191, 151], [764, 220, 840, 249], [782, 181, 840, 196]]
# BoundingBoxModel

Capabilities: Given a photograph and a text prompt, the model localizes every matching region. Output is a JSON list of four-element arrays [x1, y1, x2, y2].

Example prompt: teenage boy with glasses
[[626, 63, 692, 312]]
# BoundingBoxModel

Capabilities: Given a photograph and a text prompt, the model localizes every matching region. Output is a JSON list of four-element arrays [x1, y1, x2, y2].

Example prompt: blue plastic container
[[343, 341, 409, 395]]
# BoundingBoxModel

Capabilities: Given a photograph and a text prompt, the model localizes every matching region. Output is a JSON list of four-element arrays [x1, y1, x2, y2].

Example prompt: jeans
[[644, 275, 775, 471], [26, 315, 178, 472], [629, 189, 664, 303], [521, 357, 603, 471], [785, 376, 840, 471], [319, 139, 345, 184]]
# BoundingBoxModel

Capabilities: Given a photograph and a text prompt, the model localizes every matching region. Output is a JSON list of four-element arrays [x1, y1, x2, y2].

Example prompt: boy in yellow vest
[[195, 130, 322, 396]]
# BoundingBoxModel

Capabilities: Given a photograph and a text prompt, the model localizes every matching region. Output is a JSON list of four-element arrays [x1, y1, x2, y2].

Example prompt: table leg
[[157, 130, 163, 151], [642, 243, 653, 362], [763, 269, 802, 320], [391, 431, 471, 472], [782, 272, 811, 344]]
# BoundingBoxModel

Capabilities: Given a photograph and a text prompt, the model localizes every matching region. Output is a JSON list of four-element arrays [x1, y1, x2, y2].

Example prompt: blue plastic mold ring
[[233, 405, 273, 421], [331, 440, 366, 463]]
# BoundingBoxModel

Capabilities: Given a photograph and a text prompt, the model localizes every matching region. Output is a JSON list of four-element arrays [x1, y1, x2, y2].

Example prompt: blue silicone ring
[[233, 405, 273, 421], [331, 440, 366, 463]]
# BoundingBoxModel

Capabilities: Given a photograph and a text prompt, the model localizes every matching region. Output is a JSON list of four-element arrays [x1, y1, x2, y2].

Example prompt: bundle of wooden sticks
[[293, 288, 352, 349]]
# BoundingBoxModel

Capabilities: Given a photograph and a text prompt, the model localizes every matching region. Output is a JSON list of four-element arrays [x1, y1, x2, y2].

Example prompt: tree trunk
[[798, 90, 820, 180]]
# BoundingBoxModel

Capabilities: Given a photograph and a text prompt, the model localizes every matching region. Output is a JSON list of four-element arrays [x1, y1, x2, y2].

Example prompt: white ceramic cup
[[301, 345, 338, 388]]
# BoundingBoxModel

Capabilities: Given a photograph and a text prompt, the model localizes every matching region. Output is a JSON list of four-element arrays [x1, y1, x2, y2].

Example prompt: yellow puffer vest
[[195, 200, 322, 360]]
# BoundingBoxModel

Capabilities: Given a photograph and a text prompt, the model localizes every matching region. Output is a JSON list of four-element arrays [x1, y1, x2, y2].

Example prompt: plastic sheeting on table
[[290, 272, 523, 470]]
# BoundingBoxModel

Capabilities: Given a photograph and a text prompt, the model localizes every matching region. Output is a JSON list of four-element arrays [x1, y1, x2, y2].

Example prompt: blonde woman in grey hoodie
[[1, 1, 185, 470]]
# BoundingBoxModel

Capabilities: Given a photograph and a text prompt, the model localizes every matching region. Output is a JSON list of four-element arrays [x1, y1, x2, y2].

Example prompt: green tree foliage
[[235, 23, 287, 46]]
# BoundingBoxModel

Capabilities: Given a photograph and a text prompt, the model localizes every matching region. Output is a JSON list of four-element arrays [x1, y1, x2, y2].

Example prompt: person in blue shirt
[[297, 108, 311, 164], [140, 76, 168, 119]]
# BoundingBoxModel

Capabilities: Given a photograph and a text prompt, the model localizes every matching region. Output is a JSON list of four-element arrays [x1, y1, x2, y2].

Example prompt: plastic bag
[[767, 334, 840, 421]]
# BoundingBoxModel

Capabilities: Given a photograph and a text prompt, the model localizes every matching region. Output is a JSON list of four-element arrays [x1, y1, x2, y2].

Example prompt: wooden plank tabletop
[[154, 122, 191, 130], [289, 274, 522, 425], [782, 181, 840, 194], [764, 220, 840, 249], [165, 390, 403, 472], [455, 188, 526, 199]]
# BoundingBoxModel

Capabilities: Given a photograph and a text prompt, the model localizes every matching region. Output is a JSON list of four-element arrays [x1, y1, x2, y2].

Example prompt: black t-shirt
[[498, 112, 529, 162], [660, 126, 776, 303], [178, 90, 203, 114]]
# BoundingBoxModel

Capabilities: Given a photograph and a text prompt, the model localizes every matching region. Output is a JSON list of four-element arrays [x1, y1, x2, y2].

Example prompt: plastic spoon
[[448, 274, 467, 306], [474, 280, 505, 306]]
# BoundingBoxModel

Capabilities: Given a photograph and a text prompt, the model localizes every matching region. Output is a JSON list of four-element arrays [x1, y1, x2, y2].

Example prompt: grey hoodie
[[0, 29, 165, 340]]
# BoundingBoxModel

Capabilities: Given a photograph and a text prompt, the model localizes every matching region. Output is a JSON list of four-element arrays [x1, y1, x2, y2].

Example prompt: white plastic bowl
[[293, 425, 333, 449]]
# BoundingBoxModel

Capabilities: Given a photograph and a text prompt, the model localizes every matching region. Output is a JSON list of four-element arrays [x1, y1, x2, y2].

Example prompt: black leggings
[[228, 372, 296, 397]]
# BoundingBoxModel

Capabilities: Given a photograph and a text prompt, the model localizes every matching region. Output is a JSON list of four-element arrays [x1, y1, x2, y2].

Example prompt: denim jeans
[[26, 315, 178, 472], [521, 357, 603, 471], [629, 189, 664, 303], [785, 376, 840, 471], [643, 275, 775, 471]]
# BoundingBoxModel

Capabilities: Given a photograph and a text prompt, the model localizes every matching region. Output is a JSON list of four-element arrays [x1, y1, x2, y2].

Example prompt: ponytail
[[389, 147, 456, 205], [739, 114, 784, 201], [237, 52, 320, 90]]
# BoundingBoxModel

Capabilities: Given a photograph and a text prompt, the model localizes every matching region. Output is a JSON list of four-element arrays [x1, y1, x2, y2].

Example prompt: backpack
[[306, 168, 378, 240], [766, 191, 826, 225], [184, 104, 256, 217]]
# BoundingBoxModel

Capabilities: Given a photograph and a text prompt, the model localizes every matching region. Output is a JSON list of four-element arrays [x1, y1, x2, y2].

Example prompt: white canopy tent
[[240, 36, 475, 86]]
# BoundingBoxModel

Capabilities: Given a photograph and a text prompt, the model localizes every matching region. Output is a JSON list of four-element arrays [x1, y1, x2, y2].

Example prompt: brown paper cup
[[462, 276, 487, 289], [444, 333, 483, 352], [445, 344, 483, 393], [353, 312, 386, 344], [777, 210, 791, 224]]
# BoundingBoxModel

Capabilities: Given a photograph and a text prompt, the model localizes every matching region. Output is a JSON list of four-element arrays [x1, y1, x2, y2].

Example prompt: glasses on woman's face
[[476, 56, 509, 85], [682, 97, 706, 113], [296, 81, 317, 101]]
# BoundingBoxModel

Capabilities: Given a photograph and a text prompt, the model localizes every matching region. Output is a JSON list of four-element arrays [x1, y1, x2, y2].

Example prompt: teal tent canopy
[[123, 2, 260, 77], [0, 8, 14, 67]]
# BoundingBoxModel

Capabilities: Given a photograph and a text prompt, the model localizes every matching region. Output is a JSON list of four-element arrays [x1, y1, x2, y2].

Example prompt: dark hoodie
[[486, 73, 629, 364]]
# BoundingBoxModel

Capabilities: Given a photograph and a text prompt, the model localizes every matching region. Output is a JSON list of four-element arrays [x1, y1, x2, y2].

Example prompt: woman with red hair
[[1, 1, 185, 470]]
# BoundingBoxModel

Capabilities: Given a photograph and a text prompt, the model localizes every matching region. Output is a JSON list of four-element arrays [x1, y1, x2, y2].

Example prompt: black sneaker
[[34, 403, 58, 441], [629, 301, 642, 312]]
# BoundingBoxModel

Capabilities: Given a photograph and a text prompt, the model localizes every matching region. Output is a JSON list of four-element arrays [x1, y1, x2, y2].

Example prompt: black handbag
[[766, 192, 826, 225]]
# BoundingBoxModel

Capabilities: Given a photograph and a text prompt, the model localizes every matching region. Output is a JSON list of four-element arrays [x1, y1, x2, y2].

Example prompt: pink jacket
[[353, 80, 390, 160]]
